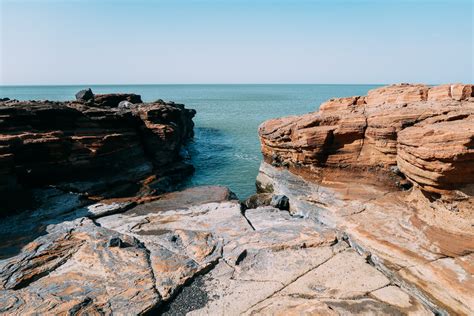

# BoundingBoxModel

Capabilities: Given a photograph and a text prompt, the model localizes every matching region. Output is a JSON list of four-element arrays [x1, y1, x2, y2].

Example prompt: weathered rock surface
[[257, 161, 474, 315], [257, 84, 474, 315], [259, 83, 474, 195], [0, 218, 160, 315], [1, 83, 472, 315], [0, 186, 432, 315], [0, 90, 195, 216]]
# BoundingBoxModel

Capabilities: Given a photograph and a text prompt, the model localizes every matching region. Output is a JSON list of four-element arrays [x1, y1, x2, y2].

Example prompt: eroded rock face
[[256, 161, 474, 315], [0, 92, 195, 216], [0, 186, 432, 315], [259, 83, 474, 194], [257, 84, 474, 315]]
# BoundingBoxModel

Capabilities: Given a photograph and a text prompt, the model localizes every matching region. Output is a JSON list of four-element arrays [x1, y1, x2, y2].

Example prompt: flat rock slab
[[0, 218, 160, 315], [125, 185, 237, 216], [0, 186, 433, 315], [258, 161, 474, 315]]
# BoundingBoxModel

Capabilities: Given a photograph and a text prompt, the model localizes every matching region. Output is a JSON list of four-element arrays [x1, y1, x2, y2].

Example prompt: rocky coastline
[[0, 84, 473, 315], [0, 90, 196, 216]]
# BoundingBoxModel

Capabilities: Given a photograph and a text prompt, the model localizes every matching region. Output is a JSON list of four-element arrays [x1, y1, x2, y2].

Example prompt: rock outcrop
[[0, 90, 195, 216], [259, 83, 474, 195], [1, 84, 473, 315], [0, 186, 432, 315], [257, 83, 474, 315]]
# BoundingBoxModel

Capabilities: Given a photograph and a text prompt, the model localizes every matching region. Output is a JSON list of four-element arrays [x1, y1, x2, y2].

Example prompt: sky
[[0, 0, 472, 85]]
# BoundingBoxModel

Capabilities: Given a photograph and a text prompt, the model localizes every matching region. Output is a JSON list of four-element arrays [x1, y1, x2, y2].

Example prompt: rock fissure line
[[343, 232, 449, 315], [241, 249, 339, 314]]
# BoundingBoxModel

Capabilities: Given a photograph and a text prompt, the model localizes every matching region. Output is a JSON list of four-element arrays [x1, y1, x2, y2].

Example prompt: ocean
[[0, 84, 381, 199]]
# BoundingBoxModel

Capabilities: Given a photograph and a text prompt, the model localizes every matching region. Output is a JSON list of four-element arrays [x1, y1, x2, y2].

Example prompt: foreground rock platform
[[0, 90, 196, 216], [257, 162, 473, 315], [0, 186, 432, 315]]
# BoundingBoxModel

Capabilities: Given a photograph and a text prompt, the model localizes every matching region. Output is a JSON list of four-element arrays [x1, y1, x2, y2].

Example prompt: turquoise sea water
[[0, 84, 381, 199]]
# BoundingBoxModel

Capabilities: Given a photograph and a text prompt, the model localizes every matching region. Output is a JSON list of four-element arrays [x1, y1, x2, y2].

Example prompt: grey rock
[[270, 194, 289, 210], [117, 100, 134, 109], [107, 236, 123, 248], [75, 88, 94, 102], [242, 193, 272, 210]]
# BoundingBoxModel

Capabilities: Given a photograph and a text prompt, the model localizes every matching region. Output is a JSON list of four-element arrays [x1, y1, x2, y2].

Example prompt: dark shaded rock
[[107, 236, 123, 248], [0, 95, 195, 217], [75, 88, 94, 102], [159, 275, 209, 316], [93, 93, 142, 107], [242, 193, 272, 210], [270, 194, 290, 210]]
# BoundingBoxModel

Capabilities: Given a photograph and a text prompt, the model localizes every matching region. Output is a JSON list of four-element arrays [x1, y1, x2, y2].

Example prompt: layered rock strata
[[259, 83, 474, 195], [0, 186, 431, 315], [257, 83, 474, 315], [0, 91, 196, 216]]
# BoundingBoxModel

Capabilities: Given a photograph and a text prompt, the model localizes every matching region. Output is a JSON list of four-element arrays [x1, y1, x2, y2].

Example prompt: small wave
[[233, 152, 260, 162]]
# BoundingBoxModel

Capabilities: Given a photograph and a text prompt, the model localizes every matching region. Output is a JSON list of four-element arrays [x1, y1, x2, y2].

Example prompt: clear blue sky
[[0, 0, 472, 85]]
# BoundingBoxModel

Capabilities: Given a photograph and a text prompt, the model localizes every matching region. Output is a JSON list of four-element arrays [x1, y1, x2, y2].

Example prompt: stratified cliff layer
[[257, 83, 474, 315], [0, 91, 196, 215], [259, 83, 474, 195]]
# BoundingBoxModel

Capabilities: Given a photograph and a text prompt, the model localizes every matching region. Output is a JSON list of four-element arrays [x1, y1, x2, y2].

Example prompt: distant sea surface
[[0, 84, 381, 199]]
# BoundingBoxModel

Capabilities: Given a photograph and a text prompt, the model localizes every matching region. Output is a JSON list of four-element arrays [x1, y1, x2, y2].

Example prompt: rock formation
[[259, 83, 474, 195], [258, 83, 474, 315], [0, 90, 195, 216], [0, 186, 432, 315], [1, 84, 473, 315]]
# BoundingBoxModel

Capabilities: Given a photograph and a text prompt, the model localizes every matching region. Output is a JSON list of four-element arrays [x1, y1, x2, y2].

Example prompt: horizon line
[[0, 82, 452, 87]]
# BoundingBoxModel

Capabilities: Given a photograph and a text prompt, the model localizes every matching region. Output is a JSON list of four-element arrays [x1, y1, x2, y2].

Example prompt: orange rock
[[259, 83, 474, 194], [428, 84, 474, 101], [366, 84, 429, 106]]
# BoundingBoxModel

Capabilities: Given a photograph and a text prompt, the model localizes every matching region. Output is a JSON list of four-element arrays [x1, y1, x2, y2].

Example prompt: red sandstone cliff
[[259, 83, 474, 196]]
